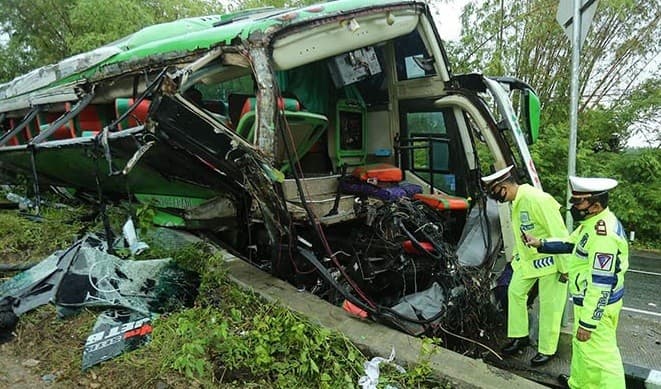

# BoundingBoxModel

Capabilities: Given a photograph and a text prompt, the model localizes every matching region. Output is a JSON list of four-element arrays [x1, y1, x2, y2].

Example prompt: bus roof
[[0, 0, 427, 110]]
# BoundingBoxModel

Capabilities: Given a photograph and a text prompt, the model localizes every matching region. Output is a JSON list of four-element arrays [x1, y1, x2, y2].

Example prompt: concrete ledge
[[625, 363, 661, 389], [225, 258, 544, 388]]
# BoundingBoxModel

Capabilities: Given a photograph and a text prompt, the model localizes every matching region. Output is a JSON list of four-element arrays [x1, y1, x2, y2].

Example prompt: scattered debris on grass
[[0, 202, 454, 387]]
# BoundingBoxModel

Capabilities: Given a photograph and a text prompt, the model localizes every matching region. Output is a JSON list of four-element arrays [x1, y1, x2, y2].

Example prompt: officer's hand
[[576, 327, 592, 342], [523, 233, 540, 248]]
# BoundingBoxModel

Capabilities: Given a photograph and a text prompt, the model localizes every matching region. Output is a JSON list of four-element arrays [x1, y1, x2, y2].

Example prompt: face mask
[[570, 205, 590, 221], [488, 186, 508, 203]]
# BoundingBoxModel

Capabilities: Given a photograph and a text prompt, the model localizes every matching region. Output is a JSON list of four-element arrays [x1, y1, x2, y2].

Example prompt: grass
[[0, 201, 448, 388], [0, 206, 87, 262]]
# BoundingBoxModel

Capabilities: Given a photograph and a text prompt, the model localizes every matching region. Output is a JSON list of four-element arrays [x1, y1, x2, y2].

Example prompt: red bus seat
[[5, 119, 24, 145], [352, 163, 403, 183], [66, 103, 105, 135], [115, 98, 151, 130], [413, 193, 470, 211], [38, 112, 76, 140], [39, 124, 76, 140]]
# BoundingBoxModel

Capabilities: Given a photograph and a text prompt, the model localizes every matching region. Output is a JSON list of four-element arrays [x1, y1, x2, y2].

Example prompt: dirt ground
[[0, 342, 50, 388]]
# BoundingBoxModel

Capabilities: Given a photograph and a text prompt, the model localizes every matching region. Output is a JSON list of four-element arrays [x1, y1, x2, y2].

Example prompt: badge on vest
[[520, 211, 534, 231], [575, 233, 589, 259], [593, 252, 613, 271], [595, 220, 607, 236]]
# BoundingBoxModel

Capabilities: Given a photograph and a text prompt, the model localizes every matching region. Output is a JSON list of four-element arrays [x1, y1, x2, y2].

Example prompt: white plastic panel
[[272, 10, 419, 70]]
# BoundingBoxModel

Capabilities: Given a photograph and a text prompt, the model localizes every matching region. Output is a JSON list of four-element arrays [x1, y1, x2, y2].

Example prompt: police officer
[[482, 166, 569, 366], [525, 176, 628, 388]]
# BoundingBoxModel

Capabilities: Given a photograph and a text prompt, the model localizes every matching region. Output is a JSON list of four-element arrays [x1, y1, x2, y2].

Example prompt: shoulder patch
[[593, 252, 614, 271], [595, 220, 607, 236]]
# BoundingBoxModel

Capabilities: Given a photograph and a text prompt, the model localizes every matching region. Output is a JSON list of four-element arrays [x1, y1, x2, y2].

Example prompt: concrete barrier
[[224, 257, 545, 388]]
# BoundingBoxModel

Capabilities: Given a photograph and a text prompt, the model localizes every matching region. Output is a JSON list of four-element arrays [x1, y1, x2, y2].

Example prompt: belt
[[572, 288, 624, 306]]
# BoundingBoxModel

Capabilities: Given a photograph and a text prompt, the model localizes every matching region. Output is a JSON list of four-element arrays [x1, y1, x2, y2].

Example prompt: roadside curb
[[624, 363, 661, 389], [223, 256, 545, 388]]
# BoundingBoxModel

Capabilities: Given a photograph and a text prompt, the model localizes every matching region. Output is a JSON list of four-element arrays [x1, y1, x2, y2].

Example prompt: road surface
[[624, 251, 661, 318]]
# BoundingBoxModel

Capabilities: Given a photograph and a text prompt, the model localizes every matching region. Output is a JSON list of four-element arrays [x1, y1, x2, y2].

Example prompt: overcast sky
[[429, 0, 467, 41]]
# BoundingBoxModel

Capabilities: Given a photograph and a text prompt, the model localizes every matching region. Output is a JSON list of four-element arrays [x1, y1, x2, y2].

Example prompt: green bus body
[[0, 0, 544, 339]]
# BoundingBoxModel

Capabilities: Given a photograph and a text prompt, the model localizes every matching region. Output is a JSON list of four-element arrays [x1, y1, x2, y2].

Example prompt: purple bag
[[398, 182, 422, 196], [340, 178, 407, 202]]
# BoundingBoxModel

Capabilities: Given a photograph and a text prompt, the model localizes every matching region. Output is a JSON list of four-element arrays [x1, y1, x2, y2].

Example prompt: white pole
[[561, 0, 584, 329], [565, 0, 582, 231]]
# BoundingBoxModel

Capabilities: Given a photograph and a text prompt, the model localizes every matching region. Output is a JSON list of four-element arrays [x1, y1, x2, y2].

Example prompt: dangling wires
[[273, 86, 377, 310]]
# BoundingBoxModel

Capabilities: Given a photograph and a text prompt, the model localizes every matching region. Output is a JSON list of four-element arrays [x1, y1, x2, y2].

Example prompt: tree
[[448, 0, 660, 244], [449, 0, 659, 116], [0, 0, 77, 80], [608, 149, 661, 246], [225, 0, 318, 11], [0, 0, 327, 83], [0, 0, 227, 83]]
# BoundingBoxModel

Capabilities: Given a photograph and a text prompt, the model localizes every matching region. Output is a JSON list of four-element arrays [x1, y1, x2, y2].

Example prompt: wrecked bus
[[0, 1, 542, 342]]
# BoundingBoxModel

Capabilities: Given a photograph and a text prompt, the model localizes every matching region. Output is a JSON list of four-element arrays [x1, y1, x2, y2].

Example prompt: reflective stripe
[[533, 256, 554, 269], [615, 219, 626, 239], [572, 288, 624, 306], [592, 274, 616, 285], [578, 319, 597, 329]]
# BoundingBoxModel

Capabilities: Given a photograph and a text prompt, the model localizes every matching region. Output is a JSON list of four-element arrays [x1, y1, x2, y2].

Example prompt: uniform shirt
[[565, 208, 629, 331], [511, 184, 569, 278]]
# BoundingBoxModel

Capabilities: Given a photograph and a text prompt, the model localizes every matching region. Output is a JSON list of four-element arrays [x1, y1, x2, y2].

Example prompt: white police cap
[[481, 165, 514, 188], [569, 176, 618, 201]]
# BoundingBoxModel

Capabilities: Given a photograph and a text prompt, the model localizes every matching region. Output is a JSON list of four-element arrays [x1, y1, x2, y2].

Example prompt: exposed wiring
[[436, 322, 503, 361]]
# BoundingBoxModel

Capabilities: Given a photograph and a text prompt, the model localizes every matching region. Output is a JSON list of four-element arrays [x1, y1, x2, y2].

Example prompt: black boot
[[501, 337, 530, 355], [557, 374, 570, 388], [530, 352, 555, 366]]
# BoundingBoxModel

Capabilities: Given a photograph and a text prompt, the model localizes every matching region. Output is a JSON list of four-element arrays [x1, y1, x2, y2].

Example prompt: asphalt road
[[624, 251, 661, 317], [615, 250, 661, 373]]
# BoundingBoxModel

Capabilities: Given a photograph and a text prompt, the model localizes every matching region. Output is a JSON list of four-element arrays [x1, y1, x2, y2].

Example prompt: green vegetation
[[0, 203, 445, 387], [0, 205, 86, 260], [0, 0, 657, 386], [0, 0, 317, 83], [448, 0, 660, 248]]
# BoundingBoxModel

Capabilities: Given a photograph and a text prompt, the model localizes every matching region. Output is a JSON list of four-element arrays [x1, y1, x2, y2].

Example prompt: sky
[[429, 0, 467, 42]]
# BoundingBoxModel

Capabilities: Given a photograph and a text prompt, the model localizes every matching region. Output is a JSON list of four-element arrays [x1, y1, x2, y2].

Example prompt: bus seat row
[[0, 98, 151, 145]]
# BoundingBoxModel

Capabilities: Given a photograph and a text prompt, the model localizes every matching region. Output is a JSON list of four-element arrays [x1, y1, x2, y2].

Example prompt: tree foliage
[[450, 0, 660, 245], [0, 0, 324, 83], [0, 0, 226, 83], [448, 0, 660, 147], [449, 0, 659, 111]]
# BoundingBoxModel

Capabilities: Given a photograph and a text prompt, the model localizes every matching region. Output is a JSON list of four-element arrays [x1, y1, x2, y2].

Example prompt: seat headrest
[[238, 96, 303, 122]]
